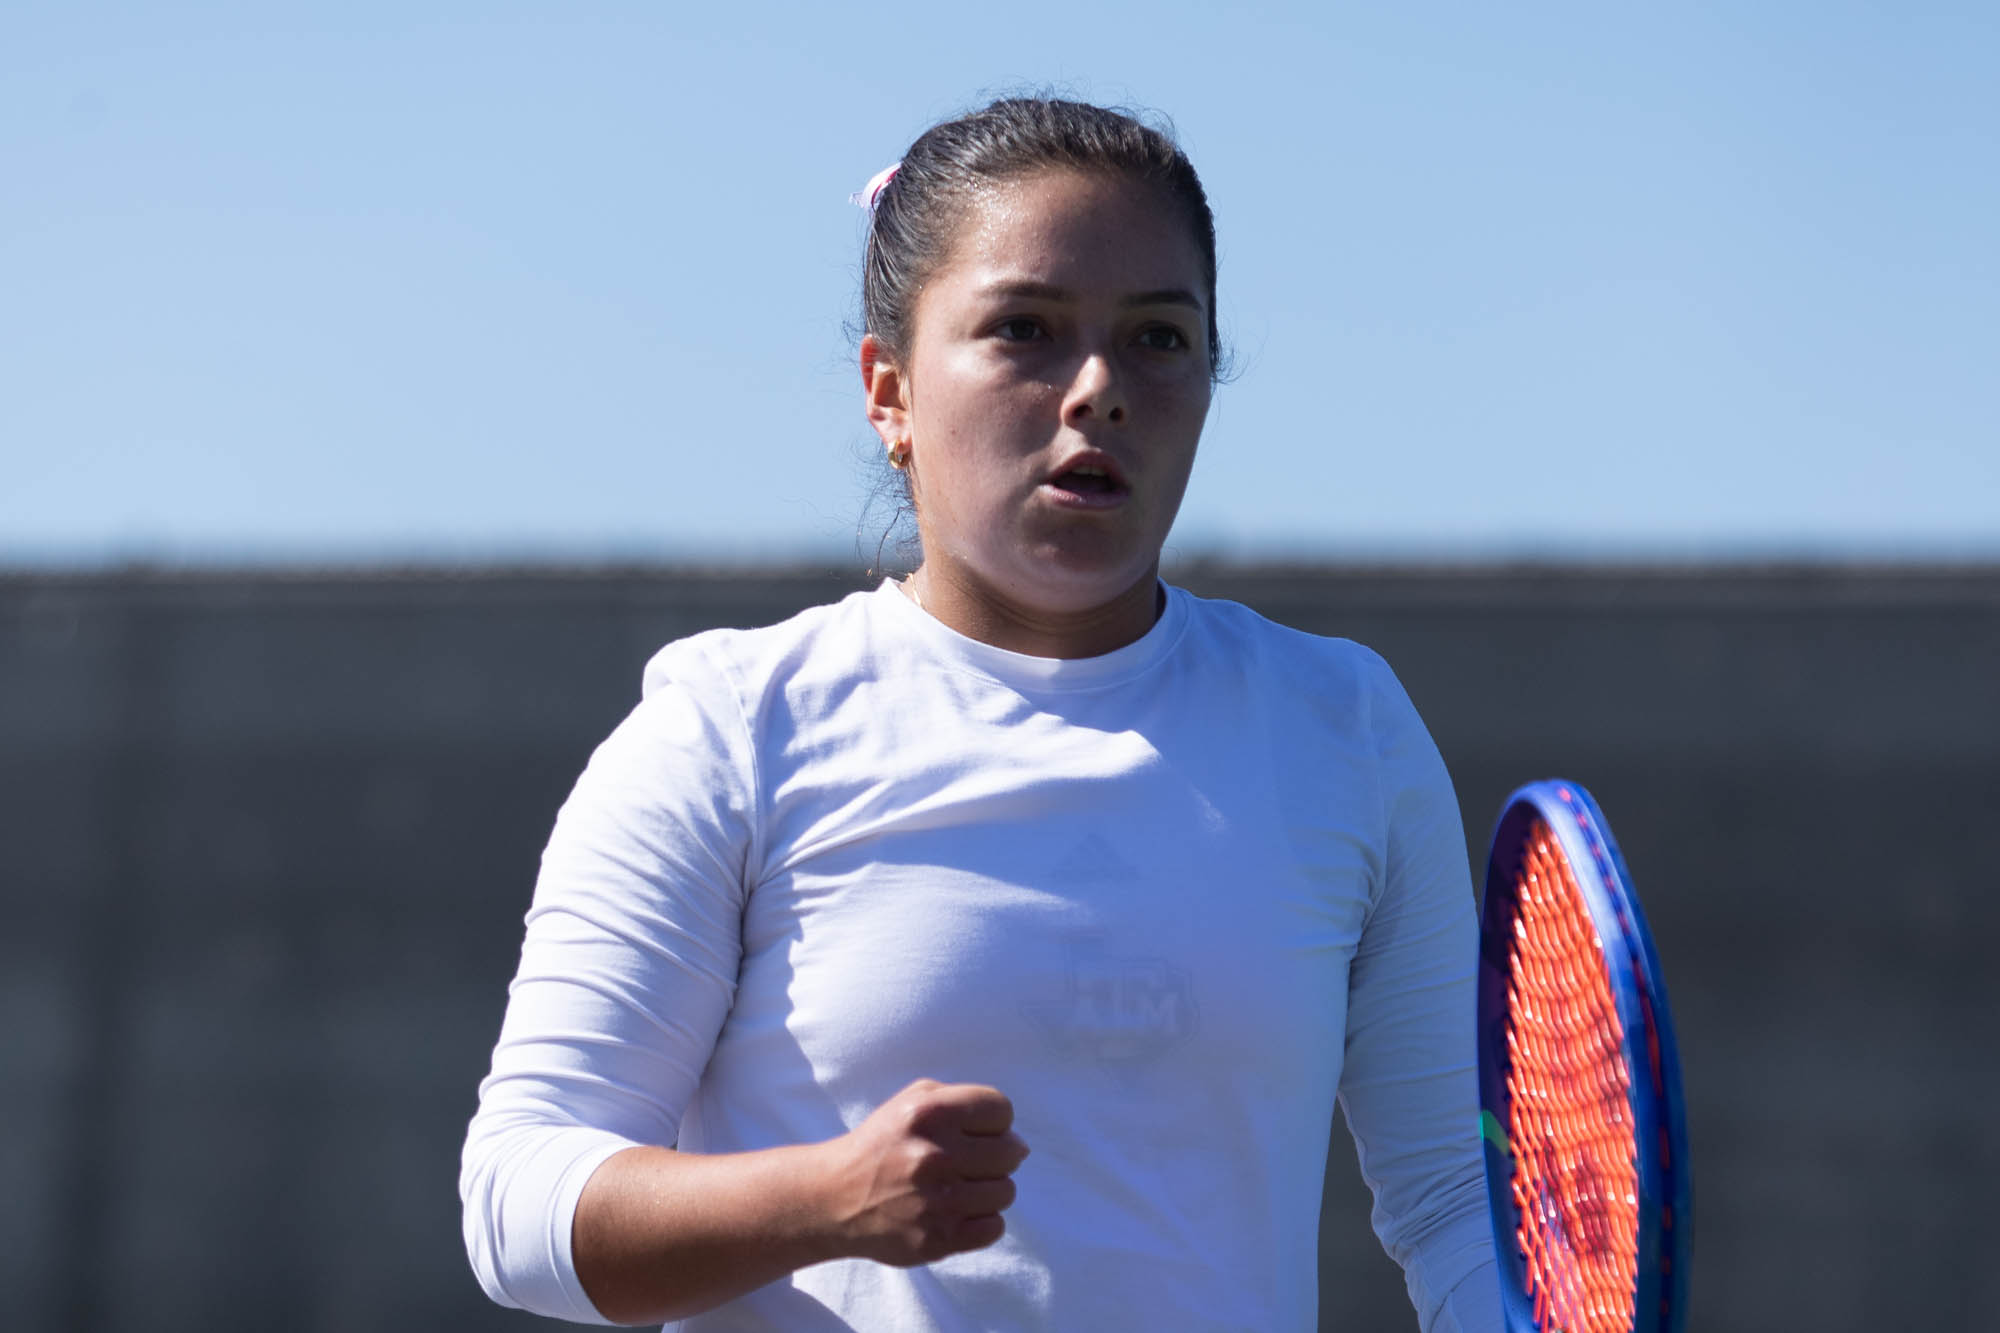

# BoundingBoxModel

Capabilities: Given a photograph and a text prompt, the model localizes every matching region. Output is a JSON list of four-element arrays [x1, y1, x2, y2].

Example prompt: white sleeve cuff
[[461, 1122, 639, 1324]]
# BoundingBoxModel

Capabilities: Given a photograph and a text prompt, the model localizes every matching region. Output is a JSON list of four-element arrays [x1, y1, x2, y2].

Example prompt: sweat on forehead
[[860, 98, 1222, 378], [953, 166, 1182, 254]]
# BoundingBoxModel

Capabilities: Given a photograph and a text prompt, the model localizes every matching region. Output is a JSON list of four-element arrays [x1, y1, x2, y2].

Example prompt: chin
[[1016, 545, 1161, 610]]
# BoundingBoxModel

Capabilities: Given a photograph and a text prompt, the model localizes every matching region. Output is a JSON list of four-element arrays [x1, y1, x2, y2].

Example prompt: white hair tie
[[850, 161, 901, 211]]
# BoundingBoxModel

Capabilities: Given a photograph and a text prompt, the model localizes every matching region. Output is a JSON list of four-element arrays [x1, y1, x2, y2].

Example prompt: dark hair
[[862, 97, 1223, 380]]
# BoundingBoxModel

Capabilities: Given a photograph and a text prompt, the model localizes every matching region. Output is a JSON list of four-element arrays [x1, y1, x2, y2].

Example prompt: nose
[[1063, 351, 1127, 427]]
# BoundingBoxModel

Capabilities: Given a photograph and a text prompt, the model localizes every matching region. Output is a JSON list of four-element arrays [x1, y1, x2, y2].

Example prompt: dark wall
[[4, 565, 1995, 1332]]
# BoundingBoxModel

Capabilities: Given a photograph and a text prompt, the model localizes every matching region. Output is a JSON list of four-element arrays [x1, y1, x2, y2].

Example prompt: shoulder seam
[[685, 635, 767, 897], [1359, 650, 1392, 922]]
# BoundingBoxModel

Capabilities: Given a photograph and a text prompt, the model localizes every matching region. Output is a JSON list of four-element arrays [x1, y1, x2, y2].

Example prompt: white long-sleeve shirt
[[461, 580, 1500, 1330]]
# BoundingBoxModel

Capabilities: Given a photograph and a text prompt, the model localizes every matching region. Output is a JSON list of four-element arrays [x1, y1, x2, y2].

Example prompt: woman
[[461, 98, 1499, 1331]]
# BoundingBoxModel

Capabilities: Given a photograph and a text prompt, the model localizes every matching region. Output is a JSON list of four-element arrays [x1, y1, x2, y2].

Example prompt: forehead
[[932, 168, 1208, 300]]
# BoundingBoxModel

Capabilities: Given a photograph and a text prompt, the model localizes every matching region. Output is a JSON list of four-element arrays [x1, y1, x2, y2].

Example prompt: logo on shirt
[[1022, 935, 1199, 1072]]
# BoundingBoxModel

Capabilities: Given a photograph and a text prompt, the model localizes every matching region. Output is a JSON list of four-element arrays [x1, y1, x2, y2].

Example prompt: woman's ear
[[860, 334, 909, 450]]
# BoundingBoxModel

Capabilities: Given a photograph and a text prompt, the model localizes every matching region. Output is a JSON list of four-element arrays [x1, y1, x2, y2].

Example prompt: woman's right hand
[[818, 1078, 1031, 1266]]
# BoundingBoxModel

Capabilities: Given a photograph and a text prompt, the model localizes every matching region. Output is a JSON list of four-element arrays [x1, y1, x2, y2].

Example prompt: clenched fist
[[819, 1078, 1031, 1267]]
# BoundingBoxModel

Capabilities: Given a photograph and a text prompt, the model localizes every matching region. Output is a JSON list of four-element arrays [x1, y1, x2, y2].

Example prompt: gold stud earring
[[888, 438, 910, 470]]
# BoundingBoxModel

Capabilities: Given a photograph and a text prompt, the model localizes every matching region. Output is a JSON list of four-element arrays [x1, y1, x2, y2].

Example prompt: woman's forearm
[[571, 1079, 1027, 1325], [572, 1141, 845, 1325]]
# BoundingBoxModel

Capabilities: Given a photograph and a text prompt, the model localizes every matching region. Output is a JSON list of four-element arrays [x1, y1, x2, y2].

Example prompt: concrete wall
[[4, 564, 1995, 1331]]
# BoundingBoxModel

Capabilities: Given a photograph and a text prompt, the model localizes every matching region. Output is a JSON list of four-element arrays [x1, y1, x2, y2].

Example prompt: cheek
[[1130, 353, 1210, 404], [1151, 377, 1213, 439], [909, 436, 997, 537], [921, 365, 1059, 463], [1176, 376, 1213, 415]]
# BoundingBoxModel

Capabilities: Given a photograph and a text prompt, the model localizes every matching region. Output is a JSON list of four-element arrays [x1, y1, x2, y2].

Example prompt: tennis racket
[[1476, 780, 1690, 1333]]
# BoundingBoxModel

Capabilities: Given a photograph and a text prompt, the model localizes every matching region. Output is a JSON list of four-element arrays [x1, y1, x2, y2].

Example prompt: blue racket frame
[[1477, 780, 1690, 1333]]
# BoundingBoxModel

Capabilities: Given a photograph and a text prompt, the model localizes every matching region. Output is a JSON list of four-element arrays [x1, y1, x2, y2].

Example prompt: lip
[[1038, 449, 1132, 510], [1045, 449, 1129, 490]]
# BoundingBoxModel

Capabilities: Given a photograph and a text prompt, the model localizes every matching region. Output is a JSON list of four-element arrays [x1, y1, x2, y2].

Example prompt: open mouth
[[1047, 464, 1128, 498]]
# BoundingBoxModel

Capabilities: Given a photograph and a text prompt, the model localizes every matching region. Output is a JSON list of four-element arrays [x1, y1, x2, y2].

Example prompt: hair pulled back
[[863, 97, 1222, 380]]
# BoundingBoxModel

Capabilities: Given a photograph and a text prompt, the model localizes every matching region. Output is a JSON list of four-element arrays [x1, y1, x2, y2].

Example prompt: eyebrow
[[978, 279, 1206, 312]]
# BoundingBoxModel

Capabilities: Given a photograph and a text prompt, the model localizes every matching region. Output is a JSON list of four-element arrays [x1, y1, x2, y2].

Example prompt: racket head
[[1477, 780, 1690, 1333]]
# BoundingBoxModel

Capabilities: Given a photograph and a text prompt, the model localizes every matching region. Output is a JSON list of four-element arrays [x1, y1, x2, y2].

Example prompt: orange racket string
[[1504, 821, 1641, 1332]]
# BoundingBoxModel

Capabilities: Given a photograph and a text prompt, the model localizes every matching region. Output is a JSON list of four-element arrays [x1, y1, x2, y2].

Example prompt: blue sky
[[4, 2, 1995, 566]]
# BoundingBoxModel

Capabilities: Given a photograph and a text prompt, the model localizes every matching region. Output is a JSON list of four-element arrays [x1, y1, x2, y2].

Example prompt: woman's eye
[[993, 317, 1044, 342], [1137, 324, 1190, 351]]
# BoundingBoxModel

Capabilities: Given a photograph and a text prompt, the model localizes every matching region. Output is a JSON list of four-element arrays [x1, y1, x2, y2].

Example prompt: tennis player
[[461, 97, 1501, 1331]]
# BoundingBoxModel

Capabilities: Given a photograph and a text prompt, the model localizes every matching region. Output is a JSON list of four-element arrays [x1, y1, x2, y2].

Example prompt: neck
[[904, 564, 1163, 659]]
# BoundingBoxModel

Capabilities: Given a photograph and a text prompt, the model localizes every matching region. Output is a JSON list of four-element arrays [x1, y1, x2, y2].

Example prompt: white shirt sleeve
[[459, 641, 758, 1322], [1337, 656, 1503, 1333]]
